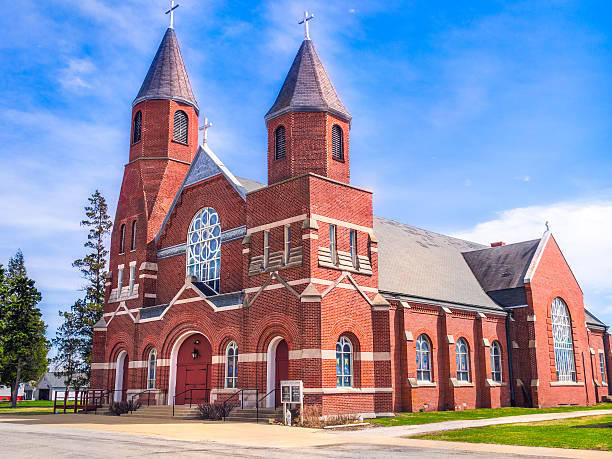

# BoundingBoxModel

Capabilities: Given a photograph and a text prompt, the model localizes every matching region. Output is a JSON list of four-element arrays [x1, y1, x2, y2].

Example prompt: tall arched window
[[173, 110, 188, 144], [130, 220, 137, 251], [133, 110, 142, 143], [456, 338, 470, 382], [119, 224, 126, 254], [551, 297, 576, 382], [187, 208, 221, 292], [147, 348, 157, 389], [274, 125, 286, 159], [490, 341, 502, 382], [225, 341, 238, 388], [332, 125, 344, 160], [336, 336, 353, 387], [416, 334, 432, 382]]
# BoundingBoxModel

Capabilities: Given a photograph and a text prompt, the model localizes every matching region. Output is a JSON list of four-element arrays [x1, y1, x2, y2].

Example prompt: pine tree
[[0, 251, 48, 408], [53, 190, 112, 388]]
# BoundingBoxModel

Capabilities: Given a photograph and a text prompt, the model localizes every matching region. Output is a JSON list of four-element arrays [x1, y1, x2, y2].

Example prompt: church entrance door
[[175, 333, 211, 405], [274, 339, 289, 407]]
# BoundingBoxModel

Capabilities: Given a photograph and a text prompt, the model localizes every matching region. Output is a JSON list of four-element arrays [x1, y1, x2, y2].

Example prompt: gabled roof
[[265, 39, 351, 123], [585, 309, 607, 329], [134, 28, 199, 113], [155, 144, 255, 242], [462, 239, 541, 293], [374, 216, 503, 311]]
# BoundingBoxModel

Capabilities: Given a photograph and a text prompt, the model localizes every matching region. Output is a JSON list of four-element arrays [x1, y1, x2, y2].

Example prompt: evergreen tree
[[53, 190, 112, 388], [0, 251, 48, 408]]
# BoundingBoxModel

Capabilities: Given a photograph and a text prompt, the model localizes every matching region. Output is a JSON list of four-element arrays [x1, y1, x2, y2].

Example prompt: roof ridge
[[373, 215, 487, 248]]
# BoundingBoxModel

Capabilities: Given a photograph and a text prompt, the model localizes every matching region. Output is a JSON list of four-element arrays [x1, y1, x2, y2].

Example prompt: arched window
[[332, 125, 344, 160], [187, 208, 221, 292], [133, 110, 142, 143], [490, 341, 502, 382], [551, 297, 576, 382], [225, 341, 238, 388], [274, 125, 286, 159], [119, 224, 126, 254], [130, 220, 137, 251], [336, 336, 353, 387], [416, 334, 432, 382], [173, 110, 188, 144], [456, 338, 470, 382], [147, 349, 157, 389]]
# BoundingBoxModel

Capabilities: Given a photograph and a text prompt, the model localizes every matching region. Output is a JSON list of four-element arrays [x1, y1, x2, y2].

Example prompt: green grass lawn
[[417, 414, 612, 451], [0, 400, 55, 415], [369, 403, 612, 427]]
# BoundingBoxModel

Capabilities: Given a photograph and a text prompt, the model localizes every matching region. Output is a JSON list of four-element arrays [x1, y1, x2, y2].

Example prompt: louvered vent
[[133, 111, 142, 143], [275, 125, 286, 159], [173, 110, 188, 144], [332, 125, 344, 160]]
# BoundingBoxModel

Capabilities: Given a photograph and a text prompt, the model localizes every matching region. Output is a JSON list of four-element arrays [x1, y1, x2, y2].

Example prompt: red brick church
[[91, 21, 611, 417]]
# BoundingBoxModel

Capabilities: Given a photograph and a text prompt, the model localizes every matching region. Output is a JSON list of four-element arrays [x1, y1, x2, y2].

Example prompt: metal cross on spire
[[165, 0, 180, 29], [199, 117, 213, 145], [299, 11, 315, 40]]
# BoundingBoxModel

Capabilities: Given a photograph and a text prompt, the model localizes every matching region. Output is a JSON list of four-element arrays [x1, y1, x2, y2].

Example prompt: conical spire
[[133, 28, 199, 114], [265, 40, 351, 123]]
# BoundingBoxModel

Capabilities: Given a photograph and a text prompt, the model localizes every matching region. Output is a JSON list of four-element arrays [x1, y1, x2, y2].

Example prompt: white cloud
[[452, 198, 612, 322]]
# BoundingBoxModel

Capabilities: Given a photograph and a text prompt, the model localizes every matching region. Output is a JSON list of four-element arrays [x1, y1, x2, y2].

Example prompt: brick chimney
[[491, 242, 506, 247]]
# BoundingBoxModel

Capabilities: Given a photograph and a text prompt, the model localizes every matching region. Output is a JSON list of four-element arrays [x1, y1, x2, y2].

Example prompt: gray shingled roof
[[236, 177, 266, 193], [585, 309, 607, 329], [134, 28, 199, 113], [265, 40, 351, 123], [374, 216, 502, 311], [462, 240, 540, 293]]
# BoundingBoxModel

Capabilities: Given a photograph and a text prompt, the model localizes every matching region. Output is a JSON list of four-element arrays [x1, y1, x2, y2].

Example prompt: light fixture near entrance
[[192, 348, 199, 359]]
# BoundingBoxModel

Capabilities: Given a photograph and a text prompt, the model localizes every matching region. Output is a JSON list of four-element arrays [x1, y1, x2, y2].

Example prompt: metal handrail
[[222, 388, 244, 421], [129, 388, 162, 408], [257, 388, 278, 408], [173, 388, 210, 416]]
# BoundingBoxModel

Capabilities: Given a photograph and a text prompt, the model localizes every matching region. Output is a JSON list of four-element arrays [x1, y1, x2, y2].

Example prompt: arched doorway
[[174, 333, 212, 405], [266, 337, 289, 407], [114, 350, 129, 402]]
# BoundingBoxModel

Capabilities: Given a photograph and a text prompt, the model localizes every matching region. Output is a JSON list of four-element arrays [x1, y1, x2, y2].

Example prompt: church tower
[[107, 25, 199, 310], [265, 37, 352, 185]]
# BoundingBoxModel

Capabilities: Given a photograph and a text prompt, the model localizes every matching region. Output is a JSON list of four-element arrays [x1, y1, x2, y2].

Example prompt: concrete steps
[[224, 407, 283, 423], [123, 405, 200, 420]]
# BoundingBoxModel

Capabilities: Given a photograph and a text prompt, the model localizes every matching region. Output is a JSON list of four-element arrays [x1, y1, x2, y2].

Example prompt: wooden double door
[[175, 334, 211, 405]]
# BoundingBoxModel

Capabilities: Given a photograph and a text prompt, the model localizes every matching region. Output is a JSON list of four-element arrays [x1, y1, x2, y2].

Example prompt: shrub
[[198, 403, 231, 420], [300, 404, 361, 428], [109, 399, 141, 416]]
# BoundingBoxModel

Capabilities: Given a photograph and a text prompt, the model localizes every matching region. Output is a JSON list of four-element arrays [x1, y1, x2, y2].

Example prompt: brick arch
[[159, 318, 219, 359], [140, 337, 160, 360], [107, 333, 132, 362], [253, 315, 300, 354], [216, 327, 242, 355], [328, 317, 369, 351]]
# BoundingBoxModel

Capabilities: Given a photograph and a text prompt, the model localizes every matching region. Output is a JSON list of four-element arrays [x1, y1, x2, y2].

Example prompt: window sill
[[332, 156, 345, 163], [486, 379, 507, 387], [171, 140, 189, 146], [550, 381, 584, 387], [450, 378, 474, 387]]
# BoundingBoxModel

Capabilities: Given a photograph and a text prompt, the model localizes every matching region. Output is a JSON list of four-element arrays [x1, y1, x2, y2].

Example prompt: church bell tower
[[265, 17, 352, 186]]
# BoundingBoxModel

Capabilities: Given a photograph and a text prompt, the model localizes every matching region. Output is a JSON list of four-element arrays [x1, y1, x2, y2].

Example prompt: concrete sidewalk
[[334, 409, 612, 437], [1, 411, 612, 458]]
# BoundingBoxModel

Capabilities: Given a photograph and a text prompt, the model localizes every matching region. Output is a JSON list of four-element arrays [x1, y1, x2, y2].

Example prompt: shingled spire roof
[[133, 28, 199, 113], [265, 39, 351, 123]]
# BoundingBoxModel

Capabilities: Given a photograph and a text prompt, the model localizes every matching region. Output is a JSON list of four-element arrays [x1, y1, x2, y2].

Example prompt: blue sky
[[1, 0, 611, 339]]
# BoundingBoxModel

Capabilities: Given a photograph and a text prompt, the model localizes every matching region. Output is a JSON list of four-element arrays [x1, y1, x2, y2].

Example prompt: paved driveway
[[0, 420, 552, 459], [1, 414, 609, 459]]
